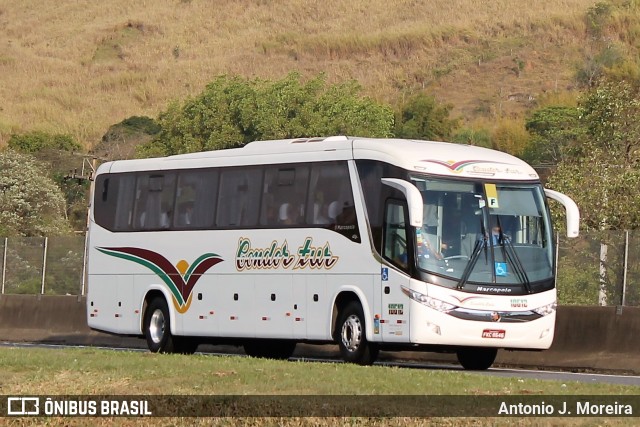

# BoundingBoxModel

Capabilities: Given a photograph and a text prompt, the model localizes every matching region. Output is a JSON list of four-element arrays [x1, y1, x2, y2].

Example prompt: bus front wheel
[[337, 302, 379, 365], [456, 347, 498, 370], [144, 297, 176, 353]]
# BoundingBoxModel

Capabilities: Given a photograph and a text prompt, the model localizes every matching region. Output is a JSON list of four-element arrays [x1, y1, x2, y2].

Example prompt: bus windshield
[[410, 176, 553, 287]]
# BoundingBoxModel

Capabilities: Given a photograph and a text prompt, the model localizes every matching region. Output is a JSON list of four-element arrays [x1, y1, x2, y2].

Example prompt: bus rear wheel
[[337, 302, 379, 365], [144, 297, 176, 353], [456, 347, 498, 370]]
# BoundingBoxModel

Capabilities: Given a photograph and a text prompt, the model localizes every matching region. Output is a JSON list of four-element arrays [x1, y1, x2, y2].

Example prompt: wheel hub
[[341, 314, 362, 352], [149, 308, 165, 344]]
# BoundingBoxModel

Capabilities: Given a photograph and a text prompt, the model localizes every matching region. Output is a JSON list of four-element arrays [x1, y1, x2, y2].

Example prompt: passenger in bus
[[161, 211, 171, 228], [138, 211, 170, 229], [488, 224, 511, 245], [490, 226, 501, 245], [336, 204, 356, 225], [327, 201, 341, 222], [177, 202, 194, 226], [279, 203, 300, 225], [313, 203, 329, 224], [418, 231, 445, 261]]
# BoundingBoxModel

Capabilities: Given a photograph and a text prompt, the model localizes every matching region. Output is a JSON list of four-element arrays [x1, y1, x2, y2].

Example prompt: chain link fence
[[0, 236, 85, 296], [556, 230, 640, 306], [1, 232, 639, 306]]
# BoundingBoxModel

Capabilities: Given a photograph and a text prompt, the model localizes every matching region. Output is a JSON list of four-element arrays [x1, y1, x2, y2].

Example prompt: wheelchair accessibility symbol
[[381, 267, 389, 281], [494, 262, 508, 277]]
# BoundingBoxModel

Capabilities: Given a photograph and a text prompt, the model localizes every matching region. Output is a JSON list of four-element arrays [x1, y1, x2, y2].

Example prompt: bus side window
[[93, 174, 135, 230], [306, 162, 359, 241], [174, 169, 217, 229], [112, 174, 136, 231], [260, 166, 309, 227], [217, 168, 262, 227], [383, 201, 409, 271], [133, 173, 175, 230]]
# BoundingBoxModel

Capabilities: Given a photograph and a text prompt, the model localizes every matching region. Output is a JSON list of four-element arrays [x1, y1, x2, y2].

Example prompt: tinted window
[[174, 169, 218, 229], [261, 165, 310, 227], [133, 173, 176, 230], [93, 173, 137, 231], [384, 201, 409, 271], [94, 161, 360, 240], [217, 168, 263, 227], [307, 162, 359, 242]]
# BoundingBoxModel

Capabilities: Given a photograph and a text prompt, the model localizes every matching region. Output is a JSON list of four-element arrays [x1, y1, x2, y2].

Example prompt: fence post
[[1, 237, 7, 294], [622, 230, 629, 307], [599, 242, 608, 306], [41, 237, 48, 295]]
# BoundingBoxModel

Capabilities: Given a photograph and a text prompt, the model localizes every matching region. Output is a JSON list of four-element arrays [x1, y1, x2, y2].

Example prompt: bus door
[[380, 200, 411, 342]]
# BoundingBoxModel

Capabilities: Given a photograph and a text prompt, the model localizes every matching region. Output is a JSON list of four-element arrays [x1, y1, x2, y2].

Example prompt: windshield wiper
[[457, 219, 487, 289], [496, 217, 531, 293]]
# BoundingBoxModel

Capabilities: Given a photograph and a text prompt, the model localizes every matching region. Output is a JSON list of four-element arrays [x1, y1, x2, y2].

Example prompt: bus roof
[[100, 136, 539, 181]]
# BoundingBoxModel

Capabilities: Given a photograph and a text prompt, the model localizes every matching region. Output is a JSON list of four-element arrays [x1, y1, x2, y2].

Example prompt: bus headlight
[[401, 286, 456, 313], [532, 302, 557, 316]]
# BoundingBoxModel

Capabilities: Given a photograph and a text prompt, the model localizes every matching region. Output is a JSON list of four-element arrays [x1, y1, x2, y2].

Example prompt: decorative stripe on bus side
[[96, 247, 223, 314]]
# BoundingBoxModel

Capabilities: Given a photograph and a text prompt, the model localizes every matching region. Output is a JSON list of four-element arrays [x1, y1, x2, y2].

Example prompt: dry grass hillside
[[0, 0, 609, 149]]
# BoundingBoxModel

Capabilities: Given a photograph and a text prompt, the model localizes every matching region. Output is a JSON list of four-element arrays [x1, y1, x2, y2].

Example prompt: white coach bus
[[87, 135, 579, 370]]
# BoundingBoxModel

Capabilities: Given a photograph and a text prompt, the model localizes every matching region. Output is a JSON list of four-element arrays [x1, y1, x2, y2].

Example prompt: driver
[[417, 227, 447, 261]]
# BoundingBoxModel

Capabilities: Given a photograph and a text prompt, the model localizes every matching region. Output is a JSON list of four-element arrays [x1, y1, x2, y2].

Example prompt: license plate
[[482, 329, 505, 339]]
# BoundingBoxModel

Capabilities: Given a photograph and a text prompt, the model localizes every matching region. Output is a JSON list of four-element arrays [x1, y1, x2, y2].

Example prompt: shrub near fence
[[0, 233, 639, 306]]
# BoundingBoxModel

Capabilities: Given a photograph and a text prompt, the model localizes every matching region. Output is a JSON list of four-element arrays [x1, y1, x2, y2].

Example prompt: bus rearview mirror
[[544, 188, 580, 238], [381, 178, 423, 228]]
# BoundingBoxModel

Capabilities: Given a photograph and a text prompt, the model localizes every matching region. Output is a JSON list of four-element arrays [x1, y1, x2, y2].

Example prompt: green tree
[[394, 93, 458, 141], [523, 105, 582, 166], [0, 150, 71, 236], [547, 79, 640, 305], [139, 73, 394, 157], [548, 79, 640, 231]]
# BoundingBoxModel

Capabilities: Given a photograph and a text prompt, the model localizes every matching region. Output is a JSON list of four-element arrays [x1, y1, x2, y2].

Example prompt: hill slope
[[0, 0, 608, 148]]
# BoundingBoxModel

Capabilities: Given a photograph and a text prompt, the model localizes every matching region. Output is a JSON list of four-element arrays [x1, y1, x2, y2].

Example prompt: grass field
[[0, 0, 613, 149], [1, 347, 638, 426]]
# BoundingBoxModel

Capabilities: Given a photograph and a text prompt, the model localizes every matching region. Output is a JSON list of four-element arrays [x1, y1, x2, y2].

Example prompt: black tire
[[456, 347, 498, 370], [143, 297, 176, 353], [244, 339, 297, 360], [336, 301, 379, 365]]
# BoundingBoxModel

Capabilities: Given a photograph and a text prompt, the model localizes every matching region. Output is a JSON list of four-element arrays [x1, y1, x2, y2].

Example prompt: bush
[[394, 93, 458, 141], [94, 115, 161, 160], [138, 73, 395, 157], [452, 126, 492, 148], [8, 131, 81, 154], [0, 150, 71, 237]]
